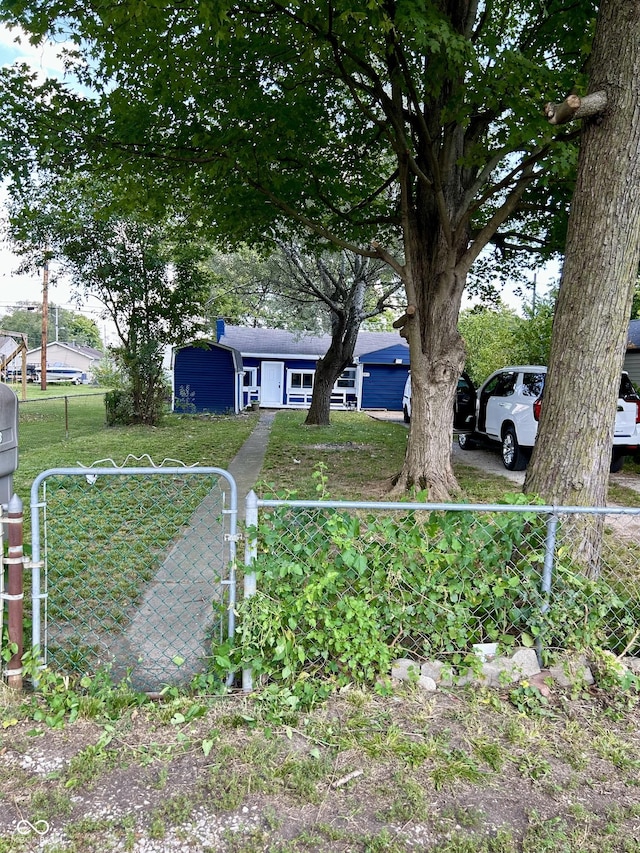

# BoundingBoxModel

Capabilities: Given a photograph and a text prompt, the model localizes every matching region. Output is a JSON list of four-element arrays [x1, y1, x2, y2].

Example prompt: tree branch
[[544, 91, 608, 125]]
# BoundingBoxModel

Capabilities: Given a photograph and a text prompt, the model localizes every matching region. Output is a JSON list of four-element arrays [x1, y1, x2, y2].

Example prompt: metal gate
[[29, 465, 238, 692]]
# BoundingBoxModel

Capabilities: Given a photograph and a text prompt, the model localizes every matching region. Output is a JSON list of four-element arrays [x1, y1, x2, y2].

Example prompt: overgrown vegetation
[[228, 486, 640, 705]]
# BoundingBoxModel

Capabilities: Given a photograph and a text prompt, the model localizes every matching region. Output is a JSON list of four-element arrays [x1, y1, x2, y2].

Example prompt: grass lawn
[[2, 405, 640, 852], [259, 410, 539, 503], [13, 394, 259, 504]]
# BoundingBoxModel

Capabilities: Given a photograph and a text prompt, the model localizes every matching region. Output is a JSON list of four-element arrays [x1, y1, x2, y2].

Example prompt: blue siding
[[361, 364, 409, 409], [174, 345, 237, 413]]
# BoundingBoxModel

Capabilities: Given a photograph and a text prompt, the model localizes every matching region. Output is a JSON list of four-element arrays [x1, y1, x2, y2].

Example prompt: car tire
[[501, 427, 528, 471], [457, 433, 477, 450], [403, 406, 410, 424], [610, 452, 625, 473]]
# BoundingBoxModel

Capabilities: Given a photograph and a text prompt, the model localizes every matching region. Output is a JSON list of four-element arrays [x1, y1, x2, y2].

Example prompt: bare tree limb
[[544, 91, 608, 125]]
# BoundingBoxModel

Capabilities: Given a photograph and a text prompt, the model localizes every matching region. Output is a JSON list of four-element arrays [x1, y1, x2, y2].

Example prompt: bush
[[105, 389, 134, 426], [228, 497, 640, 698]]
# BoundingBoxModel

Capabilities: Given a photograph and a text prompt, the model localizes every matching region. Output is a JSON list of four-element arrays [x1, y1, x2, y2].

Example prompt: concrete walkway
[[118, 410, 275, 690], [225, 410, 276, 521]]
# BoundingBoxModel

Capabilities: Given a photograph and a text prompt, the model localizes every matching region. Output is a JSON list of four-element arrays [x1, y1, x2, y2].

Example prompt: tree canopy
[[0, 0, 595, 495], [0, 303, 103, 350]]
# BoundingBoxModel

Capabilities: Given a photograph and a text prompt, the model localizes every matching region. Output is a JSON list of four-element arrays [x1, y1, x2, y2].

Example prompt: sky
[[0, 23, 116, 338]]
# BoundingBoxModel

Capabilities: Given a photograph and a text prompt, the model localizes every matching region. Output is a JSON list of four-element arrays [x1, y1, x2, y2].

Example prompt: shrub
[[104, 389, 134, 426], [228, 497, 640, 699]]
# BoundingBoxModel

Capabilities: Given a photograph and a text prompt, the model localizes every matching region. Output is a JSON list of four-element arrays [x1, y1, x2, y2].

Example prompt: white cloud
[[0, 22, 78, 83]]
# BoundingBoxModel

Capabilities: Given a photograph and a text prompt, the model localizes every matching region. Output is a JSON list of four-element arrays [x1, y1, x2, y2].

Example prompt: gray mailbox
[[0, 383, 18, 509]]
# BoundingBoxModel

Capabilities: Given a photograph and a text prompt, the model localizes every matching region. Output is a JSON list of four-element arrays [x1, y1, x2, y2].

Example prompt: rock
[[528, 671, 552, 698], [391, 659, 420, 681], [510, 648, 541, 678], [549, 654, 594, 688], [421, 660, 446, 683], [622, 656, 640, 676], [417, 675, 437, 692]]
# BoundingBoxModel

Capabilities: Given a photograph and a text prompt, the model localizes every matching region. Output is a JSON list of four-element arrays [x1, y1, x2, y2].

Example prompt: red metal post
[[6, 494, 24, 690]]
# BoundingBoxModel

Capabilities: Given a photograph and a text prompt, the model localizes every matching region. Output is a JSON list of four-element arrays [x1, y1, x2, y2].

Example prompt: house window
[[243, 367, 258, 388], [289, 370, 314, 390], [335, 368, 356, 389]]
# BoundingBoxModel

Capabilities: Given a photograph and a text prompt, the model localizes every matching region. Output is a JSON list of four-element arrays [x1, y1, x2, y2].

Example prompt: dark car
[[402, 371, 476, 431]]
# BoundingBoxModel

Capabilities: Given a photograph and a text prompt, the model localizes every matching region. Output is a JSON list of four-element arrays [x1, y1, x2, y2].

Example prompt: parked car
[[457, 366, 640, 472], [402, 372, 476, 431]]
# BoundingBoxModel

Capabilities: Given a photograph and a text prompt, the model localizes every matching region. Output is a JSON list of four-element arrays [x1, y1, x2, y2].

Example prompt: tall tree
[[0, 0, 591, 496], [270, 246, 402, 425], [8, 180, 211, 424], [524, 0, 640, 573]]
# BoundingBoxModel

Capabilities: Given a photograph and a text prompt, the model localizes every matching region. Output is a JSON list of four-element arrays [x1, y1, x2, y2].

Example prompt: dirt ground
[[2, 679, 640, 852]]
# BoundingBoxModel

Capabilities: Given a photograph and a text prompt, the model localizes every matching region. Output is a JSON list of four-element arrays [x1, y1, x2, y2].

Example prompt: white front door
[[260, 361, 284, 406]]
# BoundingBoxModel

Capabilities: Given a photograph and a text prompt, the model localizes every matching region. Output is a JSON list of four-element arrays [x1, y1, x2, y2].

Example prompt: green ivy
[[227, 495, 640, 700]]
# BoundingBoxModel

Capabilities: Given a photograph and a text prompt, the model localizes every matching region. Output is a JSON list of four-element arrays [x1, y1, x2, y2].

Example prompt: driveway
[[369, 410, 640, 493], [451, 440, 525, 485]]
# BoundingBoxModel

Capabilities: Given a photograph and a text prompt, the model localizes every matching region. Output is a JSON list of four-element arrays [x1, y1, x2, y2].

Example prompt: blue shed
[[172, 341, 243, 414], [359, 343, 410, 410]]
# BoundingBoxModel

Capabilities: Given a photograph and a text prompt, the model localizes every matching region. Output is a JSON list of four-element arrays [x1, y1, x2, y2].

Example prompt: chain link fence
[[242, 496, 640, 689], [29, 466, 238, 692], [19, 392, 107, 443]]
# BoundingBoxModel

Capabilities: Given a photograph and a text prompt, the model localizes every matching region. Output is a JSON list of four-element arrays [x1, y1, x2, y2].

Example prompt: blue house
[[172, 321, 410, 414], [625, 320, 640, 389]]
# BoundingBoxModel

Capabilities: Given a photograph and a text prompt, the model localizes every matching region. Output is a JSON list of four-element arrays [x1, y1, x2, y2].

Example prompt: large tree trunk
[[391, 210, 468, 500], [524, 0, 640, 575], [304, 343, 353, 426]]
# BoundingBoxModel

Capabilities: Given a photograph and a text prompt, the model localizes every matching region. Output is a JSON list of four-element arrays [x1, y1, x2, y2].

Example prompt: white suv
[[458, 366, 640, 471]]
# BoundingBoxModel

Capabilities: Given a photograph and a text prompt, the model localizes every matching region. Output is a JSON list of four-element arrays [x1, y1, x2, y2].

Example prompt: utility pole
[[40, 258, 48, 390]]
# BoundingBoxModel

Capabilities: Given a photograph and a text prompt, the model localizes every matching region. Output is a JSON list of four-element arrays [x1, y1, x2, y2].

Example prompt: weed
[[149, 793, 195, 828], [470, 737, 505, 771], [516, 753, 552, 782], [377, 774, 428, 823], [201, 765, 247, 811], [30, 788, 73, 822], [60, 724, 119, 789], [278, 753, 332, 802]]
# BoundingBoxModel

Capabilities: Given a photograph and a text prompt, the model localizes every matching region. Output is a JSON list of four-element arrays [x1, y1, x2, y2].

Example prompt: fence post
[[4, 494, 24, 689], [242, 490, 259, 692], [537, 511, 559, 667]]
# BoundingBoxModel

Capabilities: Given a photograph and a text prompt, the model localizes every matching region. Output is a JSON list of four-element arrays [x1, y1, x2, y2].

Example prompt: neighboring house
[[172, 321, 410, 414], [6, 342, 104, 380], [0, 335, 20, 367], [625, 320, 640, 388]]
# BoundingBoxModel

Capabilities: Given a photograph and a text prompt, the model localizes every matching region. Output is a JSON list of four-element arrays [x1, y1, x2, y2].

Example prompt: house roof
[[26, 342, 103, 360], [218, 324, 408, 360]]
